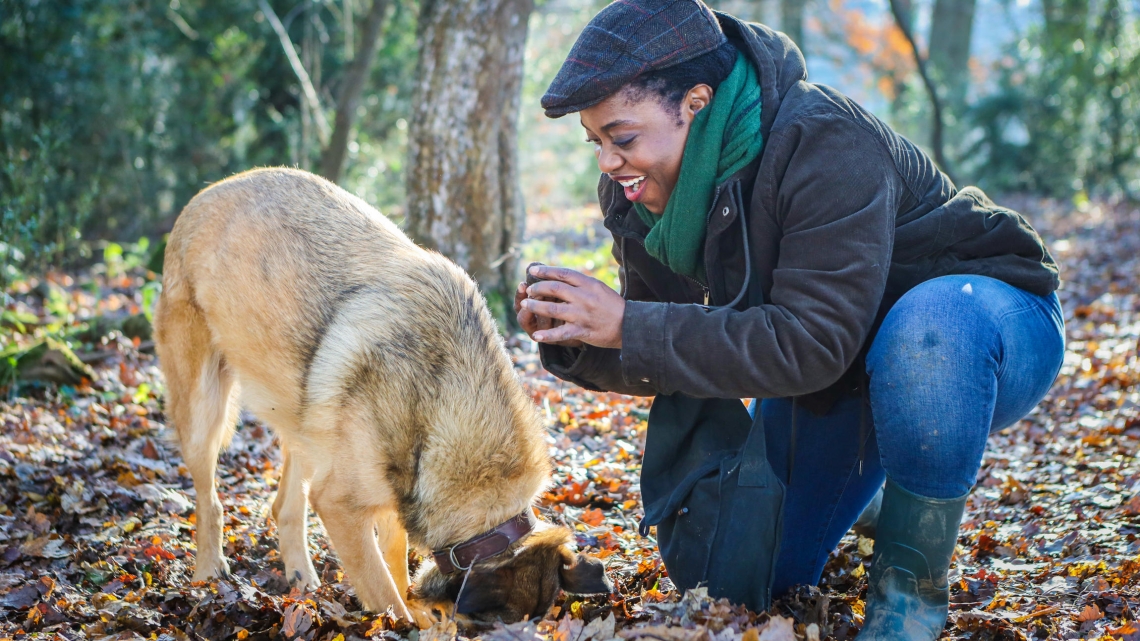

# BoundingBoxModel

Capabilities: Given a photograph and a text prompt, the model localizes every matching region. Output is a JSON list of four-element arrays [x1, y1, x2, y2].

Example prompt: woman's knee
[[867, 276, 1004, 380]]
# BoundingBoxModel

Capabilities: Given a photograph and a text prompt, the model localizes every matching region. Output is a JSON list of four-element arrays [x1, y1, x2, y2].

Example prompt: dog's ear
[[559, 553, 612, 595], [454, 566, 515, 615]]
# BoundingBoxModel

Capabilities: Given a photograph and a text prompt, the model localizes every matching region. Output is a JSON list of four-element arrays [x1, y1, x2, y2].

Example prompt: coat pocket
[[644, 457, 734, 591], [639, 394, 785, 612]]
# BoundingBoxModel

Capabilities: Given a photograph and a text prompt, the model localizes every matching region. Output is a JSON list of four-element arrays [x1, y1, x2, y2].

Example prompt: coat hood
[[714, 13, 808, 144]]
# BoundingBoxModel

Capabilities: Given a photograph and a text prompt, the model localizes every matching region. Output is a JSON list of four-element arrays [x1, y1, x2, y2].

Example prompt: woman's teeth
[[618, 176, 646, 189]]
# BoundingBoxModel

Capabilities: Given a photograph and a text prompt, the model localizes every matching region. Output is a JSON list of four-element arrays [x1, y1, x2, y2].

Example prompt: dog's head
[[412, 527, 612, 623]]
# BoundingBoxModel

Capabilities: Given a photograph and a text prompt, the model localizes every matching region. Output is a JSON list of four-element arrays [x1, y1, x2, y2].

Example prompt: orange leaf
[[564, 481, 592, 507], [1109, 622, 1139, 636], [1076, 603, 1103, 622], [580, 508, 605, 527]]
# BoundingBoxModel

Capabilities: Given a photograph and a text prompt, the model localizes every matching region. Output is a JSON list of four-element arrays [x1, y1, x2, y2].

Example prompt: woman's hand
[[519, 265, 625, 349], [514, 280, 585, 348]]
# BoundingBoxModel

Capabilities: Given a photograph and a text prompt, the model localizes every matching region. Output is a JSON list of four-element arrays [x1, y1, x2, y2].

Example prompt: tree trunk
[[888, 0, 957, 184], [406, 0, 533, 320], [927, 0, 977, 109], [780, 0, 806, 49], [319, 0, 391, 183]]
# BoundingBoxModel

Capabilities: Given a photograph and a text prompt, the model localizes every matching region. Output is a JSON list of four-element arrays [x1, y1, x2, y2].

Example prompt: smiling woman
[[514, 1, 1063, 640], [581, 42, 736, 213]]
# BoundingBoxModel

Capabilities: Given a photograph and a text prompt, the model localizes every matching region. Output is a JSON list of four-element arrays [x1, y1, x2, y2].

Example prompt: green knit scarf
[[633, 52, 764, 283]]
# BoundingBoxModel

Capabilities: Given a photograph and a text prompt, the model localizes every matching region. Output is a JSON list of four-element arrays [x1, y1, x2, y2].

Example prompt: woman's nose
[[596, 145, 623, 173]]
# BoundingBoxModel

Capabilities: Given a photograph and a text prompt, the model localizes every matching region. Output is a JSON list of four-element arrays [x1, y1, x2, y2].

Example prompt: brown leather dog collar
[[432, 511, 536, 574]]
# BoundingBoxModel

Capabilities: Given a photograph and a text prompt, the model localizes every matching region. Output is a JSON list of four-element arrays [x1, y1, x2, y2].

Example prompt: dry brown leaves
[[1, 199, 1139, 640]]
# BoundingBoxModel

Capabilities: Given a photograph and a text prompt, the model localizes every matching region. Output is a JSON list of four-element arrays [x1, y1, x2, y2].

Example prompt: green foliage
[[101, 238, 152, 279], [1, 0, 419, 274], [0, 123, 97, 280], [141, 281, 162, 324], [966, 1, 1140, 198]]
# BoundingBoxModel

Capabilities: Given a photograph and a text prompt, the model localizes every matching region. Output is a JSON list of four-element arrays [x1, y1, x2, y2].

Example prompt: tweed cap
[[541, 0, 726, 118]]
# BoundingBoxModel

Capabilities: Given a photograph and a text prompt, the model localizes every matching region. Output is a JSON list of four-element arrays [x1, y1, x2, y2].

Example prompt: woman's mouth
[[617, 176, 648, 202]]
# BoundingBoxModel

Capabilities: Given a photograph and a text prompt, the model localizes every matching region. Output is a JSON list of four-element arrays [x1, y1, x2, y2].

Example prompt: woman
[[514, 1, 1064, 639]]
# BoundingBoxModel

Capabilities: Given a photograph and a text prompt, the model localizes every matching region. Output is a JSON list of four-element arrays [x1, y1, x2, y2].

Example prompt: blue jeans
[[747, 275, 1065, 595]]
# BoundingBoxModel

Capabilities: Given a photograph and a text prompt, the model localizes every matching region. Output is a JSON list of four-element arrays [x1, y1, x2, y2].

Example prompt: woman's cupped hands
[[513, 264, 625, 349]]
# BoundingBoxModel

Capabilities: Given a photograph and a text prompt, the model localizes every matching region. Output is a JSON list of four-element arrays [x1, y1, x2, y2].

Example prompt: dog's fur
[[154, 168, 609, 624]]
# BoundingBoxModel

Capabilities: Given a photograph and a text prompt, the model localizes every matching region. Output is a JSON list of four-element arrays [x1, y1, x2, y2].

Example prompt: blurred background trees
[[2, 0, 1139, 309], [1, 0, 418, 277]]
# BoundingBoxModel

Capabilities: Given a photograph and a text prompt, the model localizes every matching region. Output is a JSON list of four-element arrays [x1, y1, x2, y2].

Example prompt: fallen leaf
[[757, 616, 796, 641], [1076, 603, 1103, 622], [620, 626, 706, 641], [580, 508, 605, 527]]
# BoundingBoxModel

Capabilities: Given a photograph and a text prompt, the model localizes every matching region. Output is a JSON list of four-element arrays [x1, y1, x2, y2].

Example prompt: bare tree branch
[[320, 0, 391, 182], [888, 0, 957, 184], [259, 0, 332, 146], [780, 0, 806, 49]]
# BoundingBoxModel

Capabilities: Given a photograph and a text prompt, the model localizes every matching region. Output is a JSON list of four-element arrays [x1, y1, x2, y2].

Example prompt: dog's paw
[[288, 567, 321, 593], [412, 602, 442, 625], [407, 600, 446, 630], [192, 557, 231, 582], [358, 596, 415, 625]]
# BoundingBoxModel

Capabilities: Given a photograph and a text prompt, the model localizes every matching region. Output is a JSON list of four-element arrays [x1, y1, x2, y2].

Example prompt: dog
[[154, 167, 611, 625]]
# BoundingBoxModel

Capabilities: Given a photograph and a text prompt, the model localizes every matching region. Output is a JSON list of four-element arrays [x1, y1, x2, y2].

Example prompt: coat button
[[677, 507, 690, 516], [722, 206, 730, 216]]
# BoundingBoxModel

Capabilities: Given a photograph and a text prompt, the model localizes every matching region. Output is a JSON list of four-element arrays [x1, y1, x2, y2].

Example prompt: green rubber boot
[[856, 478, 967, 641]]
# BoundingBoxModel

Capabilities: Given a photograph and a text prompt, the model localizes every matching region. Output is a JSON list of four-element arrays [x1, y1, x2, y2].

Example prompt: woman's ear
[[683, 84, 715, 120]]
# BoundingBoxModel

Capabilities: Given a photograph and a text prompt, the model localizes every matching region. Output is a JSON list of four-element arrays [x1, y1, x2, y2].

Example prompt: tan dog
[[154, 168, 610, 624]]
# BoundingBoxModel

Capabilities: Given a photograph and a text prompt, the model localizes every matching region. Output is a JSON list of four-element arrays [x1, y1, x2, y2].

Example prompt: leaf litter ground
[[1, 200, 1139, 640]]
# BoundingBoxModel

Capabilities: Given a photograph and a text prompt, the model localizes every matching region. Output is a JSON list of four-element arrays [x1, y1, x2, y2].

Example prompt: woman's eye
[[614, 136, 636, 149]]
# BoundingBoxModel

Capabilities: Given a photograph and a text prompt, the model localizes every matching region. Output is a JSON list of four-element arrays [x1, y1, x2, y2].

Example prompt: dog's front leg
[[271, 448, 320, 591], [377, 510, 435, 628], [376, 509, 409, 596], [312, 492, 413, 622]]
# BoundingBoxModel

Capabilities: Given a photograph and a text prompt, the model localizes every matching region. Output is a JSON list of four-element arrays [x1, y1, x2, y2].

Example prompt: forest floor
[[1, 198, 1139, 640]]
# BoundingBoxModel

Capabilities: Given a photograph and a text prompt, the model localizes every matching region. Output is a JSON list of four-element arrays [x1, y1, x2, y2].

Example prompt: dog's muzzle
[[432, 511, 536, 574]]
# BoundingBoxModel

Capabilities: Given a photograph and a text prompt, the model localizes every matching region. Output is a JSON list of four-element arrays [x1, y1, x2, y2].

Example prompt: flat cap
[[541, 0, 726, 118]]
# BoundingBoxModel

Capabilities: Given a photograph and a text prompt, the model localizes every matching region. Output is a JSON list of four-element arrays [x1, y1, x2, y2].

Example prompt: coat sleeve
[[619, 114, 898, 399], [539, 235, 659, 396]]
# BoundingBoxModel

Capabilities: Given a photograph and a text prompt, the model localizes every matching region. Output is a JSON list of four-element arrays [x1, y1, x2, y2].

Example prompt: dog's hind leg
[[271, 447, 320, 591], [310, 488, 413, 621], [155, 292, 238, 582]]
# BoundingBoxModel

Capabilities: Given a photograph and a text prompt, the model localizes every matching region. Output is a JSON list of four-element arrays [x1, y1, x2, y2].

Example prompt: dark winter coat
[[540, 13, 1059, 413]]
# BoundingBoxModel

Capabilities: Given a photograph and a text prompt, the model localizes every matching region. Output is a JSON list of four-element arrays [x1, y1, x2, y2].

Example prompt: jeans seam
[[996, 300, 1038, 321], [808, 420, 876, 577], [994, 299, 1049, 379], [808, 467, 852, 578]]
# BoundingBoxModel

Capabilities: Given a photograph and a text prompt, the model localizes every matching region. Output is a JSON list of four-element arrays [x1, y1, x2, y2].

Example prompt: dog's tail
[[154, 201, 240, 458]]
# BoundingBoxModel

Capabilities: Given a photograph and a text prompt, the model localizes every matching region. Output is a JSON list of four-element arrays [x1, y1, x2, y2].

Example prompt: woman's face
[[579, 85, 713, 214]]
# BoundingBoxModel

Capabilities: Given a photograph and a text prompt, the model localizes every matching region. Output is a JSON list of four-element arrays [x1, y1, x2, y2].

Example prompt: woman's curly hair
[[623, 41, 739, 123]]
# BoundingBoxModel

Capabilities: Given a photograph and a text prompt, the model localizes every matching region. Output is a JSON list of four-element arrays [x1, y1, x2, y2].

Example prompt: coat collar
[[600, 159, 761, 243]]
